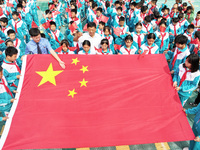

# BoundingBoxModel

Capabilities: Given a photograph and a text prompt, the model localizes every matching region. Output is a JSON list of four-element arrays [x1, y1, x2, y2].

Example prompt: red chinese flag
[[52, 11, 61, 16], [6, 3, 14, 7], [69, 22, 78, 33], [100, 15, 109, 23], [49, 4, 55, 10], [68, 47, 77, 51], [0, 55, 194, 149], [114, 44, 121, 51], [42, 22, 50, 29], [83, 23, 87, 31], [113, 27, 121, 36], [31, 21, 38, 28]]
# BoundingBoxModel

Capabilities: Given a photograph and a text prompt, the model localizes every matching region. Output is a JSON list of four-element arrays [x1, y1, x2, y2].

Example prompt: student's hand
[[126, 32, 131, 35], [2, 116, 8, 121], [194, 136, 200, 142], [173, 81, 177, 88], [24, 35, 26, 39], [164, 0, 167, 4], [182, 108, 186, 112], [64, 14, 68, 19], [13, 90, 18, 93], [170, 70, 174, 74], [10, 98, 16, 103], [163, 50, 168, 54], [138, 49, 142, 54], [0, 51, 2, 55], [59, 26, 61, 29], [159, 35, 161, 39], [59, 60, 65, 69], [48, 33, 52, 38], [16, 75, 21, 79], [188, 0, 191, 4], [175, 86, 180, 91]]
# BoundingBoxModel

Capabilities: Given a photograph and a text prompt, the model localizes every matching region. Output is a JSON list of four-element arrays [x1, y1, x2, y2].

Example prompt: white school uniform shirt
[[154, 31, 169, 44], [13, 38, 21, 58], [78, 49, 96, 55], [50, 30, 61, 42], [140, 43, 159, 54], [142, 23, 152, 33], [192, 18, 200, 31], [78, 32, 102, 54], [58, 50, 75, 54], [2, 26, 12, 37], [173, 47, 190, 60], [96, 48, 113, 55], [104, 35, 114, 46], [183, 31, 194, 43], [120, 45, 137, 55]]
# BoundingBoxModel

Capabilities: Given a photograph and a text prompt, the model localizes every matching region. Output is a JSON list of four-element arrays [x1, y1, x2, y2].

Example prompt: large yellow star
[[68, 89, 77, 98], [36, 63, 63, 87], [79, 78, 88, 87], [80, 65, 88, 73], [71, 58, 80, 65]]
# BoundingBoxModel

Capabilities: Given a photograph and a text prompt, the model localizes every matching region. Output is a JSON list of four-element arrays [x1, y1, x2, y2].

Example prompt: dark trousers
[[194, 92, 200, 104]]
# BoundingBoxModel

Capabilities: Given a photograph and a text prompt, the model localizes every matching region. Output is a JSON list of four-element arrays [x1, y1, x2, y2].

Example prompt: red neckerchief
[[171, 49, 182, 69], [14, 20, 20, 33], [150, 5, 156, 11], [2, 27, 6, 33], [163, 14, 169, 19], [125, 48, 131, 54], [136, 34, 141, 48], [173, 24, 177, 36], [0, 78, 13, 98], [195, 18, 200, 26], [140, 13, 146, 20], [179, 68, 191, 87], [179, 18, 186, 27], [72, 17, 79, 21], [143, 23, 150, 33], [14, 38, 18, 47], [187, 13, 191, 20], [147, 46, 153, 54], [120, 27, 125, 35], [3, 60, 21, 73], [160, 32, 166, 48], [129, 9, 134, 21], [52, 30, 60, 43]]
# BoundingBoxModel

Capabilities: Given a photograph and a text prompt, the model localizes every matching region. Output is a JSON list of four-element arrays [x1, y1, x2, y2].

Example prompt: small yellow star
[[68, 89, 77, 98], [80, 65, 88, 73], [36, 63, 63, 87], [79, 78, 88, 87], [71, 58, 80, 65]]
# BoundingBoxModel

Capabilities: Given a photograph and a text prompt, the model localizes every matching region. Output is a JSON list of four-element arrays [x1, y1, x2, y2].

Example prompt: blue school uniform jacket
[[113, 25, 129, 45], [154, 30, 170, 53], [47, 30, 64, 50]]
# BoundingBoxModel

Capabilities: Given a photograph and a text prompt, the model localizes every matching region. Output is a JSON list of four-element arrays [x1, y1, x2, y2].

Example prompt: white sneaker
[[183, 147, 189, 150]]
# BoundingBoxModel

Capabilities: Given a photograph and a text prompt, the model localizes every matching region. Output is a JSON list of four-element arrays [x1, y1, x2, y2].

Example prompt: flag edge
[[0, 55, 27, 149]]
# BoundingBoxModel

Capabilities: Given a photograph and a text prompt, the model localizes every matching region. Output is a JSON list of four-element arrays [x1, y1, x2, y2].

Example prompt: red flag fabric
[[49, 4, 55, 10], [69, 22, 78, 33], [100, 15, 109, 23], [114, 44, 121, 51], [83, 24, 87, 31], [42, 22, 50, 29], [0, 55, 194, 150], [94, 47, 102, 53], [52, 11, 61, 16], [113, 27, 122, 36], [6, 3, 14, 7], [68, 47, 77, 51], [31, 21, 38, 28]]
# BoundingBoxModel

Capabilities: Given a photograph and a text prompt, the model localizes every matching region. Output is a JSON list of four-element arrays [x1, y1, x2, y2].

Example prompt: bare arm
[[49, 50, 65, 69], [188, 0, 194, 10]]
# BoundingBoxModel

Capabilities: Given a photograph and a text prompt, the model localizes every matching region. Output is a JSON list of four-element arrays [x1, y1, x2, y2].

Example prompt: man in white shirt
[[78, 22, 102, 54]]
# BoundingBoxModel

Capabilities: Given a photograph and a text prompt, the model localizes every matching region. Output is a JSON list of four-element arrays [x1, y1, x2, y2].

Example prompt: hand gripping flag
[[0, 55, 195, 150], [113, 27, 122, 36], [42, 21, 50, 29], [31, 21, 38, 28], [100, 15, 109, 23]]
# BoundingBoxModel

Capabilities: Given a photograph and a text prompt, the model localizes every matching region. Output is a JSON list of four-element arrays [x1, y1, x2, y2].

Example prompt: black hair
[[116, 6, 122, 11], [144, 15, 151, 23], [141, 6, 148, 13], [71, 9, 77, 14], [147, 33, 156, 40], [151, 0, 157, 4], [178, 13, 184, 19], [105, 1, 110, 8], [159, 21, 166, 26], [103, 26, 110, 32], [5, 46, 18, 57], [29, 28, 40, 36], [197, 11, 200, 15], [187, 6, 193, 11], [178, 6, 182, 12], [135, 22, 142, 28], [154, 11, 161, 19], [50, 21, 56, 26], [45, 9, 51, 15], [194, 31, 200, 41], [0, 17, 8, 24], [185, 54, 199, 72], [17, 3, 23, 8], [187, 24, 194, 29], [175, 34, 188, 44], [99, 21, 105, 26], [100, 38, 109, 45], [7, 29, 15, 35], [60, 39, 69, 47], [114, 0, 122, 6], [164, 7, 170, 12], [183, 2, 187, 6], [48, 2, 53, 7], [130, 2, 136, 7], [96, 7, 103, 13], [82, 40, 91, 47], [92, 2, 97, 9], [125, 35, 133, 41], [87, 22, 96, 28], [5, 39, 13, 46], [40, 33, 46, 38], [119, 16, 125, 22], [136, 1, 143, 8], [12, 11, 19, 16], [0, 66, 2, 72], [172, 17, 179, 23]]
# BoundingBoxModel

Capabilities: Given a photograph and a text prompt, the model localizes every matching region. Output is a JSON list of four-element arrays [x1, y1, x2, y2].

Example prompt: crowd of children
[[0, 0, 200, 149]]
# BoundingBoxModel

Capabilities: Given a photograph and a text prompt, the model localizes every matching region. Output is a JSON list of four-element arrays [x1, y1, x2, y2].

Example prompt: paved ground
[[1, 0, 200, 150]]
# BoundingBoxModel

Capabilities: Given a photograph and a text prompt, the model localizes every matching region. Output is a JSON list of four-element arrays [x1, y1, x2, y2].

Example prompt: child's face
[[22, 1, 26, 7], [0, 71, 3, 80], [96, 11, 101, 17], [183, 6, 187, 10], [6, 41, 14, 47], [104, 29, 110, 36], [9, 33, 16, 40], [99, 24, 104, 30], [101, 43, 108, 50], [147, 38, 155, 46], [47, 13, 52, 18], [187, 9, 191, 14], [187, 28, 194, 33], [71, 5, 75, 9], [117, 10, 122, 16], [12, 15, 18, 20], [164, 9, 169, 15], [83, 45, 90, 53], [185, 58, 192, 69], [160, 24, 166, 32], [17, 8, 22, 12], [197, 14, 200, 19], [119, 21, 124, 26], [50, 25, 56, 31], [130, 5, 135, 10], [115, 4, 120, 8], [71, 12, 76, 18], [89, 2, 92, 7], [125, 39, 133, 47], [135, 25, 142, 33], [173, 22, 177, 26], [0, 21, 6, 27], [62, 43, 68, 52], [7, 54, 17, 62], [176, 43, 186, 49], [173, 4, 178, 9]]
